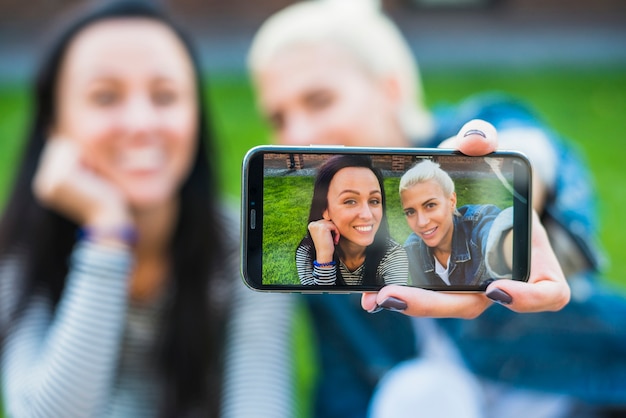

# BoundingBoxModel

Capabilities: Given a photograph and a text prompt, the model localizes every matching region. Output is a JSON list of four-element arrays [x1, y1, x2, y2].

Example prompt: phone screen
[[242, 146, 531, 292]]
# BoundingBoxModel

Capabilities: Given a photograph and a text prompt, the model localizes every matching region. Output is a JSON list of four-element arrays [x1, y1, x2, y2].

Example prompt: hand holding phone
[[361, 212, 570, 316], [359, 120, 569, 316]]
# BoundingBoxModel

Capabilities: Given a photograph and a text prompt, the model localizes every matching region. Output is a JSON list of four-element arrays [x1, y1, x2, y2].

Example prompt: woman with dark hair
[[0, 1, 293, 417], [296, 154, 408, 286]]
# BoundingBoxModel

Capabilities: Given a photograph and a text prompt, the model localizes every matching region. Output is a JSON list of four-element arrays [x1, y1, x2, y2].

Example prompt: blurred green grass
[[0, 66, 625, 416], [0, 67, 624, 288], [206, 67, 626, 287]]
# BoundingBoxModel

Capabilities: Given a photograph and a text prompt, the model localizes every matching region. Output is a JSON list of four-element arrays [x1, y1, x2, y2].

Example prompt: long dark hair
[[0, 1, 225, 416], [303, 154, 392, 286]]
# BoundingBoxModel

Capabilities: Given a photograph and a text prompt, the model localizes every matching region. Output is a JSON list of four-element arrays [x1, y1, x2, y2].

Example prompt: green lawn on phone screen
[[261, 175, 511, 285]]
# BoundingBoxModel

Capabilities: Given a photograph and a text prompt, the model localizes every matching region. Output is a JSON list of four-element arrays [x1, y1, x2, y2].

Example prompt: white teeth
[[354, 225, 373, 232], [119, 148, 164, 171], [422, 227, 436, 236]]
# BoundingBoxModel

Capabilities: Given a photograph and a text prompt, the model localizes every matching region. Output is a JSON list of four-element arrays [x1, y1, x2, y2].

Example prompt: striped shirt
[[1, 213, 295, 417], [296, 237, 409, 286]]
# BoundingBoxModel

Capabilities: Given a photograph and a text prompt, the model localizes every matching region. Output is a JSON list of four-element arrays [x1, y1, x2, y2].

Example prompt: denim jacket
[[430, 92, 604, 275], [404, 204, 511, 287], [305, 94, 625, 418], [433, 93, 626, 406]]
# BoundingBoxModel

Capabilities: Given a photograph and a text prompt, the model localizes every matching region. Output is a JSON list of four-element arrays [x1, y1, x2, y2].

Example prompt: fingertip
[[486, 278, 570, 313], [361, 292, 378, 311], [457, 119, 498, 156]]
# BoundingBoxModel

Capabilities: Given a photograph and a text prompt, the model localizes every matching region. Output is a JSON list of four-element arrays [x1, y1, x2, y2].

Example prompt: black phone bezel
[[241, 145, 532, 293]]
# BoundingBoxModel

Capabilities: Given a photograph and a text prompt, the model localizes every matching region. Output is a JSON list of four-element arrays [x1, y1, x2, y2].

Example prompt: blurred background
[[0, 0, 625, 287]]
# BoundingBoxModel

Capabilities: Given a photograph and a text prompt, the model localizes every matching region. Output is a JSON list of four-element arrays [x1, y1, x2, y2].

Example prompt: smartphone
[[242, 145, 532, 293]]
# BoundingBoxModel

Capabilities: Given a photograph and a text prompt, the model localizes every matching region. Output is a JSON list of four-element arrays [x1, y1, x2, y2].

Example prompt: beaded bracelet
[[313, 260, 336, 268], [78, 226, 138, 245]]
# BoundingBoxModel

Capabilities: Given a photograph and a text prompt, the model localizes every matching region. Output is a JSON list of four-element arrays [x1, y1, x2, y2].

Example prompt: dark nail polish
[[368, 296, 408, 314], [368, 305, 384, 314], [379, 296, 408, 312], [487, 288, 513, 305], [463, 129, 486, 138]]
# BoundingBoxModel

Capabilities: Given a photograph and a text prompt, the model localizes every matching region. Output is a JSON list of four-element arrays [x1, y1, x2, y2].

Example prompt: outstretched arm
[[361, 120, 570, 317]]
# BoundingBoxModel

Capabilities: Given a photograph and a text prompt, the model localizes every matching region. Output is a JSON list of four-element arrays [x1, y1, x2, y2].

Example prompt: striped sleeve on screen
[[378, 241, 410, 285], [295, 242, 338, 285]]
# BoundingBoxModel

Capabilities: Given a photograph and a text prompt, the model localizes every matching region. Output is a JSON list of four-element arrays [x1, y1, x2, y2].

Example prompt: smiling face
[[52, 18, 198, 210], [323, 166, 383, 249], [401, 179, 457, 251], [255, 44, 407, 147]]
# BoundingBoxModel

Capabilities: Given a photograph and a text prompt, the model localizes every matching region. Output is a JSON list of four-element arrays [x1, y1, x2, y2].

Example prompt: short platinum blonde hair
[[247, 0, 434, 142], [399, 159, 455, 197]]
